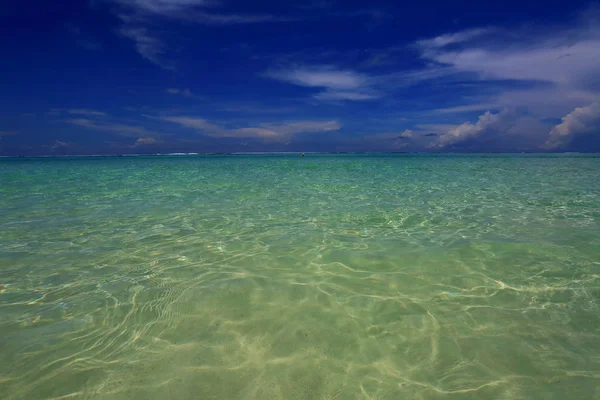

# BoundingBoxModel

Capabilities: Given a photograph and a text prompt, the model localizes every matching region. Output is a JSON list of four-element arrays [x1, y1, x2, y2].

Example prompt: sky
[[1, 0, 600, 155]]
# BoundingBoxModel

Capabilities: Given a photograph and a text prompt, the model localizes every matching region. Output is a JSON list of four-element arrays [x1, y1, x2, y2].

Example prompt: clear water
[[1, 154, 599, 400]]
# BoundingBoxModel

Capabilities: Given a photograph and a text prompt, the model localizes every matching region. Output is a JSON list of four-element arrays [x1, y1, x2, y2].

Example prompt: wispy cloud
[[178, 11, 289, 24], [267, 66, 365, 90], [113, 0, 287, 24], [115, 0, 214, 15], [421, 37, 600, 86], [314, 90, 377, 101], [431, 104, 498, 114], [220, 104, 298, 115], [256, 120, 341, 136], [66, 118, 166, 138], [67, 23, 102, 51], [0, 130, 16, 136], [264, 61, 463, 102], [48, 108, 107, 117], [415, 26, 600, 95], [157, 116, 221, 132], [76, 39, 102, 51], [111, 1, 289, 68], [119, 27, 173, 69], [415, 28, 491, 50], [52, 140, 72, 150], [266, 66, 379, 101], [157, 115, 341, 139], [544, 102, 600, 148], [413, 22, 600, 116], [67, 109, 107, 117], [166, 88, 193, 96]]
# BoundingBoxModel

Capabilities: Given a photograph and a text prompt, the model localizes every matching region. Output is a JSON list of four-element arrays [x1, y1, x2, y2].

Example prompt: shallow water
[[1, 154, 599, 399]]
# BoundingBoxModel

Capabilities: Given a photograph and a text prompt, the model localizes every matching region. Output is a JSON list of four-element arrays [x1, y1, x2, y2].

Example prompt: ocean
[[1, 154, 599, 399]]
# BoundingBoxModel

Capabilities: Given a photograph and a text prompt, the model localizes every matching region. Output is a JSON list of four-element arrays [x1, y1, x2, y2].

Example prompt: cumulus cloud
[[428, 110, 551, 150], [435, 111, 506, 147], [544, 102, 600, 148], [158, 115, 340, 139], [166, 88, 193, 96], [266, 66, 378, 101]]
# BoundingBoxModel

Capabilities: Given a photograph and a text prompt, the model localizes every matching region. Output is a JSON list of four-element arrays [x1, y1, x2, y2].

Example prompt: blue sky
[[1, 0, 600, 154]]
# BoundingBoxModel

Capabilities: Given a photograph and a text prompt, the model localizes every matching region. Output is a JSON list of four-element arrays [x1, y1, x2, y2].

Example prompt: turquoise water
[[1, 154, 599, 399]]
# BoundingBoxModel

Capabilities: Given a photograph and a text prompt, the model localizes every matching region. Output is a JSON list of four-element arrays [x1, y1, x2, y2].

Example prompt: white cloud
[[413, 23, 600, 118], [67, 109, 107, 117], [398, 129, 413, 138], [116, 0, 213, 14], [113, 1, 285, 69], [221, 104, 298, 114], [544, 102, 600, 148], [114, 0, 284, 24], [66, 118, 165, 138], [416, 28, 491, 49], [268, 67, 365, 90], [48, 108, 107, 117], [157, 116, 341, 139], [266, 66, 378, 101], [52, 140, 72, 150], [119, 27, 173, 69], [158, 116, 221, 132], [435, 111, 504, 147], [415, 21, 600, 87], [429, 110, 551, 150], [135, 137, 160, 146], [426, 39, 600, 85], [431, 104, 499, 114], [258, 120, 341, 135], [314, 90, 378, 101], [180, 12, 287, 24], [435, 111, 515, 147], [166, 88, 193, 96]]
